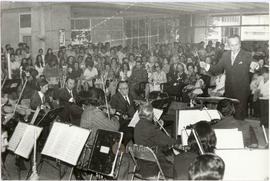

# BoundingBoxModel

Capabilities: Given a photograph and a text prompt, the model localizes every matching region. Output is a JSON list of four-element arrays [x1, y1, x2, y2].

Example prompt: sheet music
[[41, 122, 90, 165], [128, 108, 163, 127], [14, 125, 43, 159], [153, 108, 163, 121], [216, 149, 269, 180], [128, 111, 139, 127], [8, 122, 28, 152], [177, 109, 221, 135], [215, 129, 244, 149], [181, 129, 244, 149]]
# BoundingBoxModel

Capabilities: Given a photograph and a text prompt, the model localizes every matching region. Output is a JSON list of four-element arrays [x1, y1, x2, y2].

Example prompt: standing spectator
[[34, 55, 44, 78], [45, 48, 57, 66], [128, 60, 148, 99], [254, 67, 269, 128]]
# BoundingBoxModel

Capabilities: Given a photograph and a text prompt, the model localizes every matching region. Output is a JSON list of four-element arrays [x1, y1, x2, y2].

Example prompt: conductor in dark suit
[[58, 77, 83, 125], [200, 35, 258, 120], [110, 81, 136, 145]]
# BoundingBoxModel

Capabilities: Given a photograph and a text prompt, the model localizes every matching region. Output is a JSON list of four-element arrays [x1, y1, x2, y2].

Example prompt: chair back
[[128, 144, 165, 177]]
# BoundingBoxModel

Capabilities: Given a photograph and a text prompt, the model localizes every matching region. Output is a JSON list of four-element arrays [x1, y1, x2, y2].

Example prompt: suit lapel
[[232, 50, 242, 67]]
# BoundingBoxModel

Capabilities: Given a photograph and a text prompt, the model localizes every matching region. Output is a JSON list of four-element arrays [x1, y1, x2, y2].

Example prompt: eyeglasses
[[119, 87, 128, 90]]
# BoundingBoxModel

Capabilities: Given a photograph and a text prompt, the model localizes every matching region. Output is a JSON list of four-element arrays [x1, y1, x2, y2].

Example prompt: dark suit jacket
[[134, 119, 175, 178], [168, 64, 178, 82], [110, 92, 136, 118], [30, 90, 49, 110], [209, 49, 252, 100], [58, 87, 78, 106]]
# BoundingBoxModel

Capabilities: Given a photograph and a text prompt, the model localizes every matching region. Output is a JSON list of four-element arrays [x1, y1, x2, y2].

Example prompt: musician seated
[[110, 81, 136, 145], [134, 103, 176, 179], [213, 99, 252, 147], [188, 153, 225, 180], [75, 88, 120, 180], [174, 121, 217, 180], [30, 79, 51, 112], [80, 88, 120, 146], [58, 77, 83, 125]]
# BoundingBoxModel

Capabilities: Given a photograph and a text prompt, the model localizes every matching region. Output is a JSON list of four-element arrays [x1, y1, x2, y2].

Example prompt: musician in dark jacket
[[110, 81, 136, 145], [134, 103, 175, 179], [30, 79, 50, 110], [174, 121, 217, 180], [58, 77, 83, 125], [110, 81, 136, 118], [200, 35, 258, 120]]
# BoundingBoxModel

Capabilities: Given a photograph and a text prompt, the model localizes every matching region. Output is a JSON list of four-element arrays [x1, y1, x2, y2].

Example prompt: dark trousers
[[259, 99, 269, 128], [119, 118, 134, 146]]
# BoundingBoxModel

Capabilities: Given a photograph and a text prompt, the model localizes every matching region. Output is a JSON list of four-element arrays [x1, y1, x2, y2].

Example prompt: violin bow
[[101, 75, 110, 120]]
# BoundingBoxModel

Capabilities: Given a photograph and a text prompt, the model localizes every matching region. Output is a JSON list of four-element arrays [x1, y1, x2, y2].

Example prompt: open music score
[[128, 108, 163, 127], [8, 122, 43, 159], [177, 109, 221, 135], [41, 122, 91, 166]]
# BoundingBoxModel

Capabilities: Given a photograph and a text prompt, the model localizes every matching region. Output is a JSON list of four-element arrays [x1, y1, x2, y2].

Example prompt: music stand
[[86, 129, 123, 179], [151, 97, 172, 115], [2, 79, 21, 94], [35, 107, 64, 126]]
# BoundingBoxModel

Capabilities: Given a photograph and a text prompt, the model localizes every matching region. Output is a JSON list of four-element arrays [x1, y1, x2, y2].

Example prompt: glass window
[[242, 15, 269, 25], [241, 26, 269, 41], [209, 16, 240, 26], [20, 14, 31, 28], [75, 19, 90, 30], [71, 30, 91, 45]]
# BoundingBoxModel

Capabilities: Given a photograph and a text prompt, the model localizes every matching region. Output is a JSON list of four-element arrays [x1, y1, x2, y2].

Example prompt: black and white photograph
[[1, 1, 269, 180]]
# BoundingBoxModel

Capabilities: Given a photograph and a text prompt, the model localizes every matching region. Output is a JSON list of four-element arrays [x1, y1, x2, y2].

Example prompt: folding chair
[[128, 144, 165, 180]]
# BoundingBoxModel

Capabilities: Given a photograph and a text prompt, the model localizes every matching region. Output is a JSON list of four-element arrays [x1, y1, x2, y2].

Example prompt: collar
[[231, 49, 240, 57], [38, 91, 44, 99]]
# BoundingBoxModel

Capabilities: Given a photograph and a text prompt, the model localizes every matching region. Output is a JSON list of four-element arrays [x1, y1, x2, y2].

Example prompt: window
[[192, 14, 269, 45], [71, 18, 123, 46], [241, 26, 269, 41], [209, 16, 240, 26], [20, 14, 31, 28], [242, 15, 269, 25]]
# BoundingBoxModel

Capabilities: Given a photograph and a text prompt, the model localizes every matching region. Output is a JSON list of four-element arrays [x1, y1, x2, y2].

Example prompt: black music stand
[[86, 129, 123, 179], [2, 79, 21, 94], [35, 107, 64, 126], [151, 97, 172, 115]]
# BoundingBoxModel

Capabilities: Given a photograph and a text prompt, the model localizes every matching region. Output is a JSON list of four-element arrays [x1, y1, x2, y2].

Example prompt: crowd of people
[[1, 37, 269, 180]]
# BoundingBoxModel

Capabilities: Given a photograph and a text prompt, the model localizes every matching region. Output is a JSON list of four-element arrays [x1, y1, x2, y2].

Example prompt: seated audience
[[148, 62, 167, 92]]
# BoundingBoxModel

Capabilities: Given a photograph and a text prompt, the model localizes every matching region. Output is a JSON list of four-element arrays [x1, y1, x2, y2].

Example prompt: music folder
[[41, 122, 91, 166], [8, 122, 43, 159]]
